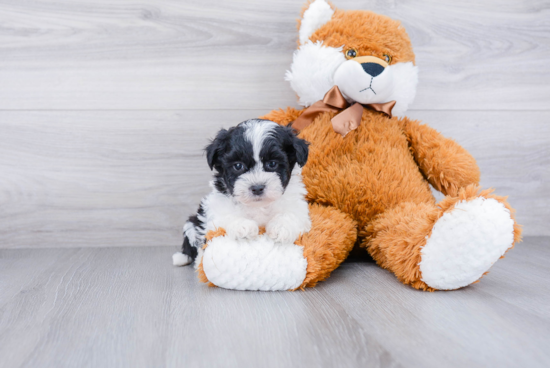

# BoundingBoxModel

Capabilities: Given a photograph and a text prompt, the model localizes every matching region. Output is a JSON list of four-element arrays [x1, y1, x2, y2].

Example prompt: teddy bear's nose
[[361, 62, 385, 77]]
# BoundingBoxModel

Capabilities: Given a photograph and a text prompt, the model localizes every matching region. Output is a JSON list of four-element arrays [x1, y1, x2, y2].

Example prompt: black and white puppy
[[173, 119, 311, 267]]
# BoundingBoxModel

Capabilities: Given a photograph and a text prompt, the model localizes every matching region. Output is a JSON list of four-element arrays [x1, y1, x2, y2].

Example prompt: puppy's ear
[[283, 126, 309, 167], [205, 129, 229, 170], [293, 134, 309, 167]]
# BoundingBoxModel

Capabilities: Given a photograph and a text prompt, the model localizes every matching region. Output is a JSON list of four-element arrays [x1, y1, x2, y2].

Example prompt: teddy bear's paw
[[202, 235, 308, 291], [419, 197, 515, 290], [266, 216, 302, 243], [225, 218, 259, 240]]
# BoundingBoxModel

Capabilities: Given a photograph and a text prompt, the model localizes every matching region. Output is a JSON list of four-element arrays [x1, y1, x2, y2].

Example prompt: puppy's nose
[[250, 185, 265, 196], [361, 62, 385, 77]]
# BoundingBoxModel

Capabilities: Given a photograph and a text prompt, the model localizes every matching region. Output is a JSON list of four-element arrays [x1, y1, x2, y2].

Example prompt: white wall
[[0, 0, 548, 248]]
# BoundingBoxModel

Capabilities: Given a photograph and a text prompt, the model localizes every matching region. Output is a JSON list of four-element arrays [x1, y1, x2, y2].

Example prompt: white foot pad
[[202, 235, 307, 291], [420, 197, 515, 290]]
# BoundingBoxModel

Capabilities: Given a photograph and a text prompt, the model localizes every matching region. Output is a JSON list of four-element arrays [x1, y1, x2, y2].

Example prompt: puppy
[[173, 119, 311, 267]]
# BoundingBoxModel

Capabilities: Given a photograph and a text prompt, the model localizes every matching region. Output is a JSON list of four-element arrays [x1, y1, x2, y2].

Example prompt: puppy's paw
[[225, 219, 259, 240], [266, 216, 300, 243]]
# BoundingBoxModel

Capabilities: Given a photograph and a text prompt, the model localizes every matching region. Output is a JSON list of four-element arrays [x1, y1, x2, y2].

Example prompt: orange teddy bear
[[199, 0, 521, 291]]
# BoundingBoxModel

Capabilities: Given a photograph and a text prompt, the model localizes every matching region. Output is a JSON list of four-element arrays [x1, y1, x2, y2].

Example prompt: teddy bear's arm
[[260, 107, 304, 126], [399, 118, 480, 197]]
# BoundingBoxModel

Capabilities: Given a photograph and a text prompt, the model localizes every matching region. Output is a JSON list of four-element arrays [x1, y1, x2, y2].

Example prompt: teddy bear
[[197, 0, 522, 291]]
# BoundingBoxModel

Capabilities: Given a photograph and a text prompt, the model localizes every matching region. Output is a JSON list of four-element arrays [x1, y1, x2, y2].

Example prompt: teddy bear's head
[[286, 0, 418, 117]]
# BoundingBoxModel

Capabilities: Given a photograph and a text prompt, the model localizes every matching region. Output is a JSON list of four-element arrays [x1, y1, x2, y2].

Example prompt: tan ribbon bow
[[292, 86, 396, 137]]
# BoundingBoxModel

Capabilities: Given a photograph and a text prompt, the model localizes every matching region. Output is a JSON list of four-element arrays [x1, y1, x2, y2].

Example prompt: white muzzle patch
[[232, 168, 284, 207], [334, 60, 394, 104]]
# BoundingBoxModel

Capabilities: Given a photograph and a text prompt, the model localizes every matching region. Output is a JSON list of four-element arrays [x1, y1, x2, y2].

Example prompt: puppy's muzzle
[[353, 56, 388, 77]]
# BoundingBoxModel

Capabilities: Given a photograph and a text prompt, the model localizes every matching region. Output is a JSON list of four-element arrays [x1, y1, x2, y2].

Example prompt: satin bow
[[291, 86, 396, 137]]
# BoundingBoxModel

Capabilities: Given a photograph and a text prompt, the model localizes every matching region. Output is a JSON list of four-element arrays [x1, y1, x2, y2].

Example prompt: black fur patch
[[206, 124, 254, 195], [260, 125, 309, 188], [181, 229, 198, 260], [180, 203, 206, 262]]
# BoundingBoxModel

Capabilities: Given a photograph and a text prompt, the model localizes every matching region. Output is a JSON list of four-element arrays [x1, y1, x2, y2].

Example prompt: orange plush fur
[[258, 3, 522, 290], [197, 228, 227, 287]]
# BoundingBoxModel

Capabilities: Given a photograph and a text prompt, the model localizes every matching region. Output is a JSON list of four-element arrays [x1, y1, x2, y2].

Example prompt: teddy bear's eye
[[345, 48, 357, 59], [383, 54, 392, 64]]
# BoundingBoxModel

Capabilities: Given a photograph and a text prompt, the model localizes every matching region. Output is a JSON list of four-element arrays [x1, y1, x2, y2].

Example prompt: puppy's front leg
[[224, 217, 259, 240], [205, 193, 259, 240], [266, 213, 310, 243]]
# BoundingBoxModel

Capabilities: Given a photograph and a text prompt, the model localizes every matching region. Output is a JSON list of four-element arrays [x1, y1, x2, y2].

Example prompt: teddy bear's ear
[[298, 0, 335, 45]]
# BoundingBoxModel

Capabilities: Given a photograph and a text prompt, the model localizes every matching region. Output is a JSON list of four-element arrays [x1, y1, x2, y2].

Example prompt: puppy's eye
[[233, 162, 245, 172], [266, 161, 278, 170], [345, 48, 357, 59], [383, 54, 392, 64]]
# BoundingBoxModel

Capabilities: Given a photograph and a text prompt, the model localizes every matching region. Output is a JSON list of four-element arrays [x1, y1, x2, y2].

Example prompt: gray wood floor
[[1, 237, 548, 368]]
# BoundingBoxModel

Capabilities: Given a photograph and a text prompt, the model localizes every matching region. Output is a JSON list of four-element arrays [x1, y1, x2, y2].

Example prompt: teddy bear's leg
[[364, 184, 522, 291], [295, 203, 357, 289], [197, 204, 357, 290]]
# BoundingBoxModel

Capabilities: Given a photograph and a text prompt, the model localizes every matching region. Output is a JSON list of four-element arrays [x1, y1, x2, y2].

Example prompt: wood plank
[[0, 237, 548, 368], [0, 246, 398, 368], [0, 0, 548, 110], [322, 237, 550, 368], [0, 110, 547, 249], [477, 236, 550, 320]]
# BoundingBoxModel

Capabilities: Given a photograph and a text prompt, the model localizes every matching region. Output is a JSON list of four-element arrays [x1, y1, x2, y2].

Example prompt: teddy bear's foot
[[365, 185, 522, 291], [419, 196, 515, 290], [197, 204, 357, 290]]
